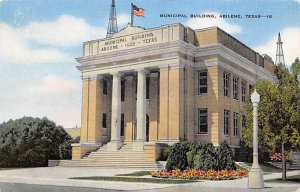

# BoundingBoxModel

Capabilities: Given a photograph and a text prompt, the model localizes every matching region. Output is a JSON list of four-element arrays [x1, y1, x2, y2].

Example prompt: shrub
[[216, 140, 236, 170], [166, 141, 192, 170], [160, 145, 172, 161], [235, 140, 252, 162], [0, 117, 72, 167], [194, 142, 217, 171]]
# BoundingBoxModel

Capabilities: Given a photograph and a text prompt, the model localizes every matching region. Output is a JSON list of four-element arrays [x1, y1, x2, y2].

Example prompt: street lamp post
[[248, 89, 264, 189]]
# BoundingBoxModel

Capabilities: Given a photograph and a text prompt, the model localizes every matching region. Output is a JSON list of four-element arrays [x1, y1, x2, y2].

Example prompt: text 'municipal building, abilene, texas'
[[70, 23, 276, 164]]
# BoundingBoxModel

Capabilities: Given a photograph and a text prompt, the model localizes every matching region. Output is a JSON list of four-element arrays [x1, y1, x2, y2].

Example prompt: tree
[[0, 117, 73, 167], [291, 57, 300, 77], [243, 65, 300, 180]]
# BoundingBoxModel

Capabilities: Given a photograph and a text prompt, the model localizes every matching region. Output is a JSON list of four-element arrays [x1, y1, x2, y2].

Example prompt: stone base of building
[[144, 143, 168, 162], [71, 143, 101, 160]]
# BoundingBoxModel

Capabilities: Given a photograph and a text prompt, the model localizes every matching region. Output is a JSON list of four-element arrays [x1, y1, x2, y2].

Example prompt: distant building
[[72, 23, 276, 162], [65, 127, 80, 139]]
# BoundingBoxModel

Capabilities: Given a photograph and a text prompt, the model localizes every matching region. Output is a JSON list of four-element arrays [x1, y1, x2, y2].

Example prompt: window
[[224, 110, 230, 135], [242, 80, 247, 102], [103, 80, 107, 95], [198, 108, 208, 134], [249, 84, 254, 94], [121, 80, 125, 102], [198, 71, 207, 94], [146, 77, 150, 99], [233, 77, 239, 100], [234, 112, 239, 136], [102, 113, 107, 128], [223, 72, 230, 97], [121, 113, 125, 136]]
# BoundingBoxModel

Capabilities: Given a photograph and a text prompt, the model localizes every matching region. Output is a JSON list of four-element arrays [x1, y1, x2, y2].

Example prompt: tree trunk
[[281, 143, 287, 180]]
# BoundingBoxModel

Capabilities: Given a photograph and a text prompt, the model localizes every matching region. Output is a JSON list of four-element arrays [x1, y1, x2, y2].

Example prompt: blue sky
[[0, 0, 300, 127]]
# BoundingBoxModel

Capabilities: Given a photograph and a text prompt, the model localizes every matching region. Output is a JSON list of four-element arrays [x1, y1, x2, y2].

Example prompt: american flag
[[132, 4, 145, 17]]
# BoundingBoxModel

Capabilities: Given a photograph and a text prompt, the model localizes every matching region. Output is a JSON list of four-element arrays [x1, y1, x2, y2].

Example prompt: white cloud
[[0, 15, 106, 66], [185, 12, 242, 34], [0, 23, 70, 65], [27, 75, 80, 94], [254, 27, 300, 65], [0, 75, 81, 127], [295, 0, 300, 4], [22, 15, 106, 48], [117, 14, 131, 29]]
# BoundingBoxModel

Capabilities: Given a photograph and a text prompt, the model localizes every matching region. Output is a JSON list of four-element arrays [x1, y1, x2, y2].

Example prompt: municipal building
[[65, 23, 276, 168]]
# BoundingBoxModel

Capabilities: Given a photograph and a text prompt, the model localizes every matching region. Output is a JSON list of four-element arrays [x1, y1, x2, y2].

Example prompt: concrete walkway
[[0, 167, 299, 191]]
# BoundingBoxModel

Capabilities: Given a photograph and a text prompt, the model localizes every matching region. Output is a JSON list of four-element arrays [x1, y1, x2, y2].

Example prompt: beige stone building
[[71, 23, 276, 163]]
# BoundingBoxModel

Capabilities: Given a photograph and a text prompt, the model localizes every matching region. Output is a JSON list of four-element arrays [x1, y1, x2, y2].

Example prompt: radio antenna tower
[[106, 0, 118, 38], [275, 33, 285, 66]]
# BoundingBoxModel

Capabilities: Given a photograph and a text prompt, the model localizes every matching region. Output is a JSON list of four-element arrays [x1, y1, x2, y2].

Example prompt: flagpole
[[131, 3, 134, 26]]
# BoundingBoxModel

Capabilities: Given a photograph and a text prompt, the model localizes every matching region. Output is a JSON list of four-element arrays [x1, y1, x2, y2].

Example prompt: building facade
[[72, 23, 276, 161]]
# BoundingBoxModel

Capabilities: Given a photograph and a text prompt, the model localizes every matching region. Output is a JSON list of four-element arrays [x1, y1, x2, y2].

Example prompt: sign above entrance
[[83, 24, 184, 57]]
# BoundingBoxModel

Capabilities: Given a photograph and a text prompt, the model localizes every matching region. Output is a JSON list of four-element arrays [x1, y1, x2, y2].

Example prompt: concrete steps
[[59, 143, 159, 169]]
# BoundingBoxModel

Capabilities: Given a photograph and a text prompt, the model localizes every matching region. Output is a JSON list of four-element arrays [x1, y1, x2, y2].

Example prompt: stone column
[[107, 72, 123, 151], [134, 69, 147, 151], [124, 75, 135, 142]]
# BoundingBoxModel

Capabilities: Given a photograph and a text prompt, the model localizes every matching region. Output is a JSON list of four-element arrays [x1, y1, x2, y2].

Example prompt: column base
[[248, 167, 264, 189], [133, 141, 145, 151], [107, 141, 123, 151]]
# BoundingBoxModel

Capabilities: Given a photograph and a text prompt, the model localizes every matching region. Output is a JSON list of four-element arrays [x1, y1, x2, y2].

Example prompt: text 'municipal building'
[[71, 23, 276, 163]]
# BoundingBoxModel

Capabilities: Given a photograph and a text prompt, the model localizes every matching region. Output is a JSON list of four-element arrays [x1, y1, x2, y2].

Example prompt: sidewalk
[[0, 167, 299, 191]]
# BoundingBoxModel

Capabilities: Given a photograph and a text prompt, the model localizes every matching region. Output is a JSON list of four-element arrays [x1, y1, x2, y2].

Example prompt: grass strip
[[245, 162, 281, 173], [116, 171, 150, 177], [265, 175, 300, 184], [71, 176, 200, 184]]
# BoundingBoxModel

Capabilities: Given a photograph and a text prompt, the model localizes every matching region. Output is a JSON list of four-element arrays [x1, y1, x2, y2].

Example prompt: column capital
[[110, 71, 123, 77], [135, 68, 149, 74]]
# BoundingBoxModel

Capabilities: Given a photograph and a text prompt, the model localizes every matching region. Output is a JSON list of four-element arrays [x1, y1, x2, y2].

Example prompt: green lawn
[[245, 162, 281, 173], [71, 176, 200, 184], [265, 175, 300, 184]]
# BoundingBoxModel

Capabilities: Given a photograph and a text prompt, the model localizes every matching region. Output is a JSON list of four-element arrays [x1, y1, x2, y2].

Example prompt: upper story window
[[233, 112, 239, 136], [198, 108, 208, 134], [224, 110, 230, 135], [223, 72, 230, 97], [233, 76, 239, 100], [198, 71, 208, 94], [241, 80, 247, 102], [103, 79, 107, 95], [121, 80, 125, 102]]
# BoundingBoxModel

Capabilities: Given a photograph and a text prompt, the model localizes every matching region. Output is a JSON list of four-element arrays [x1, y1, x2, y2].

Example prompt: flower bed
[[149, 169, 248, 180]]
